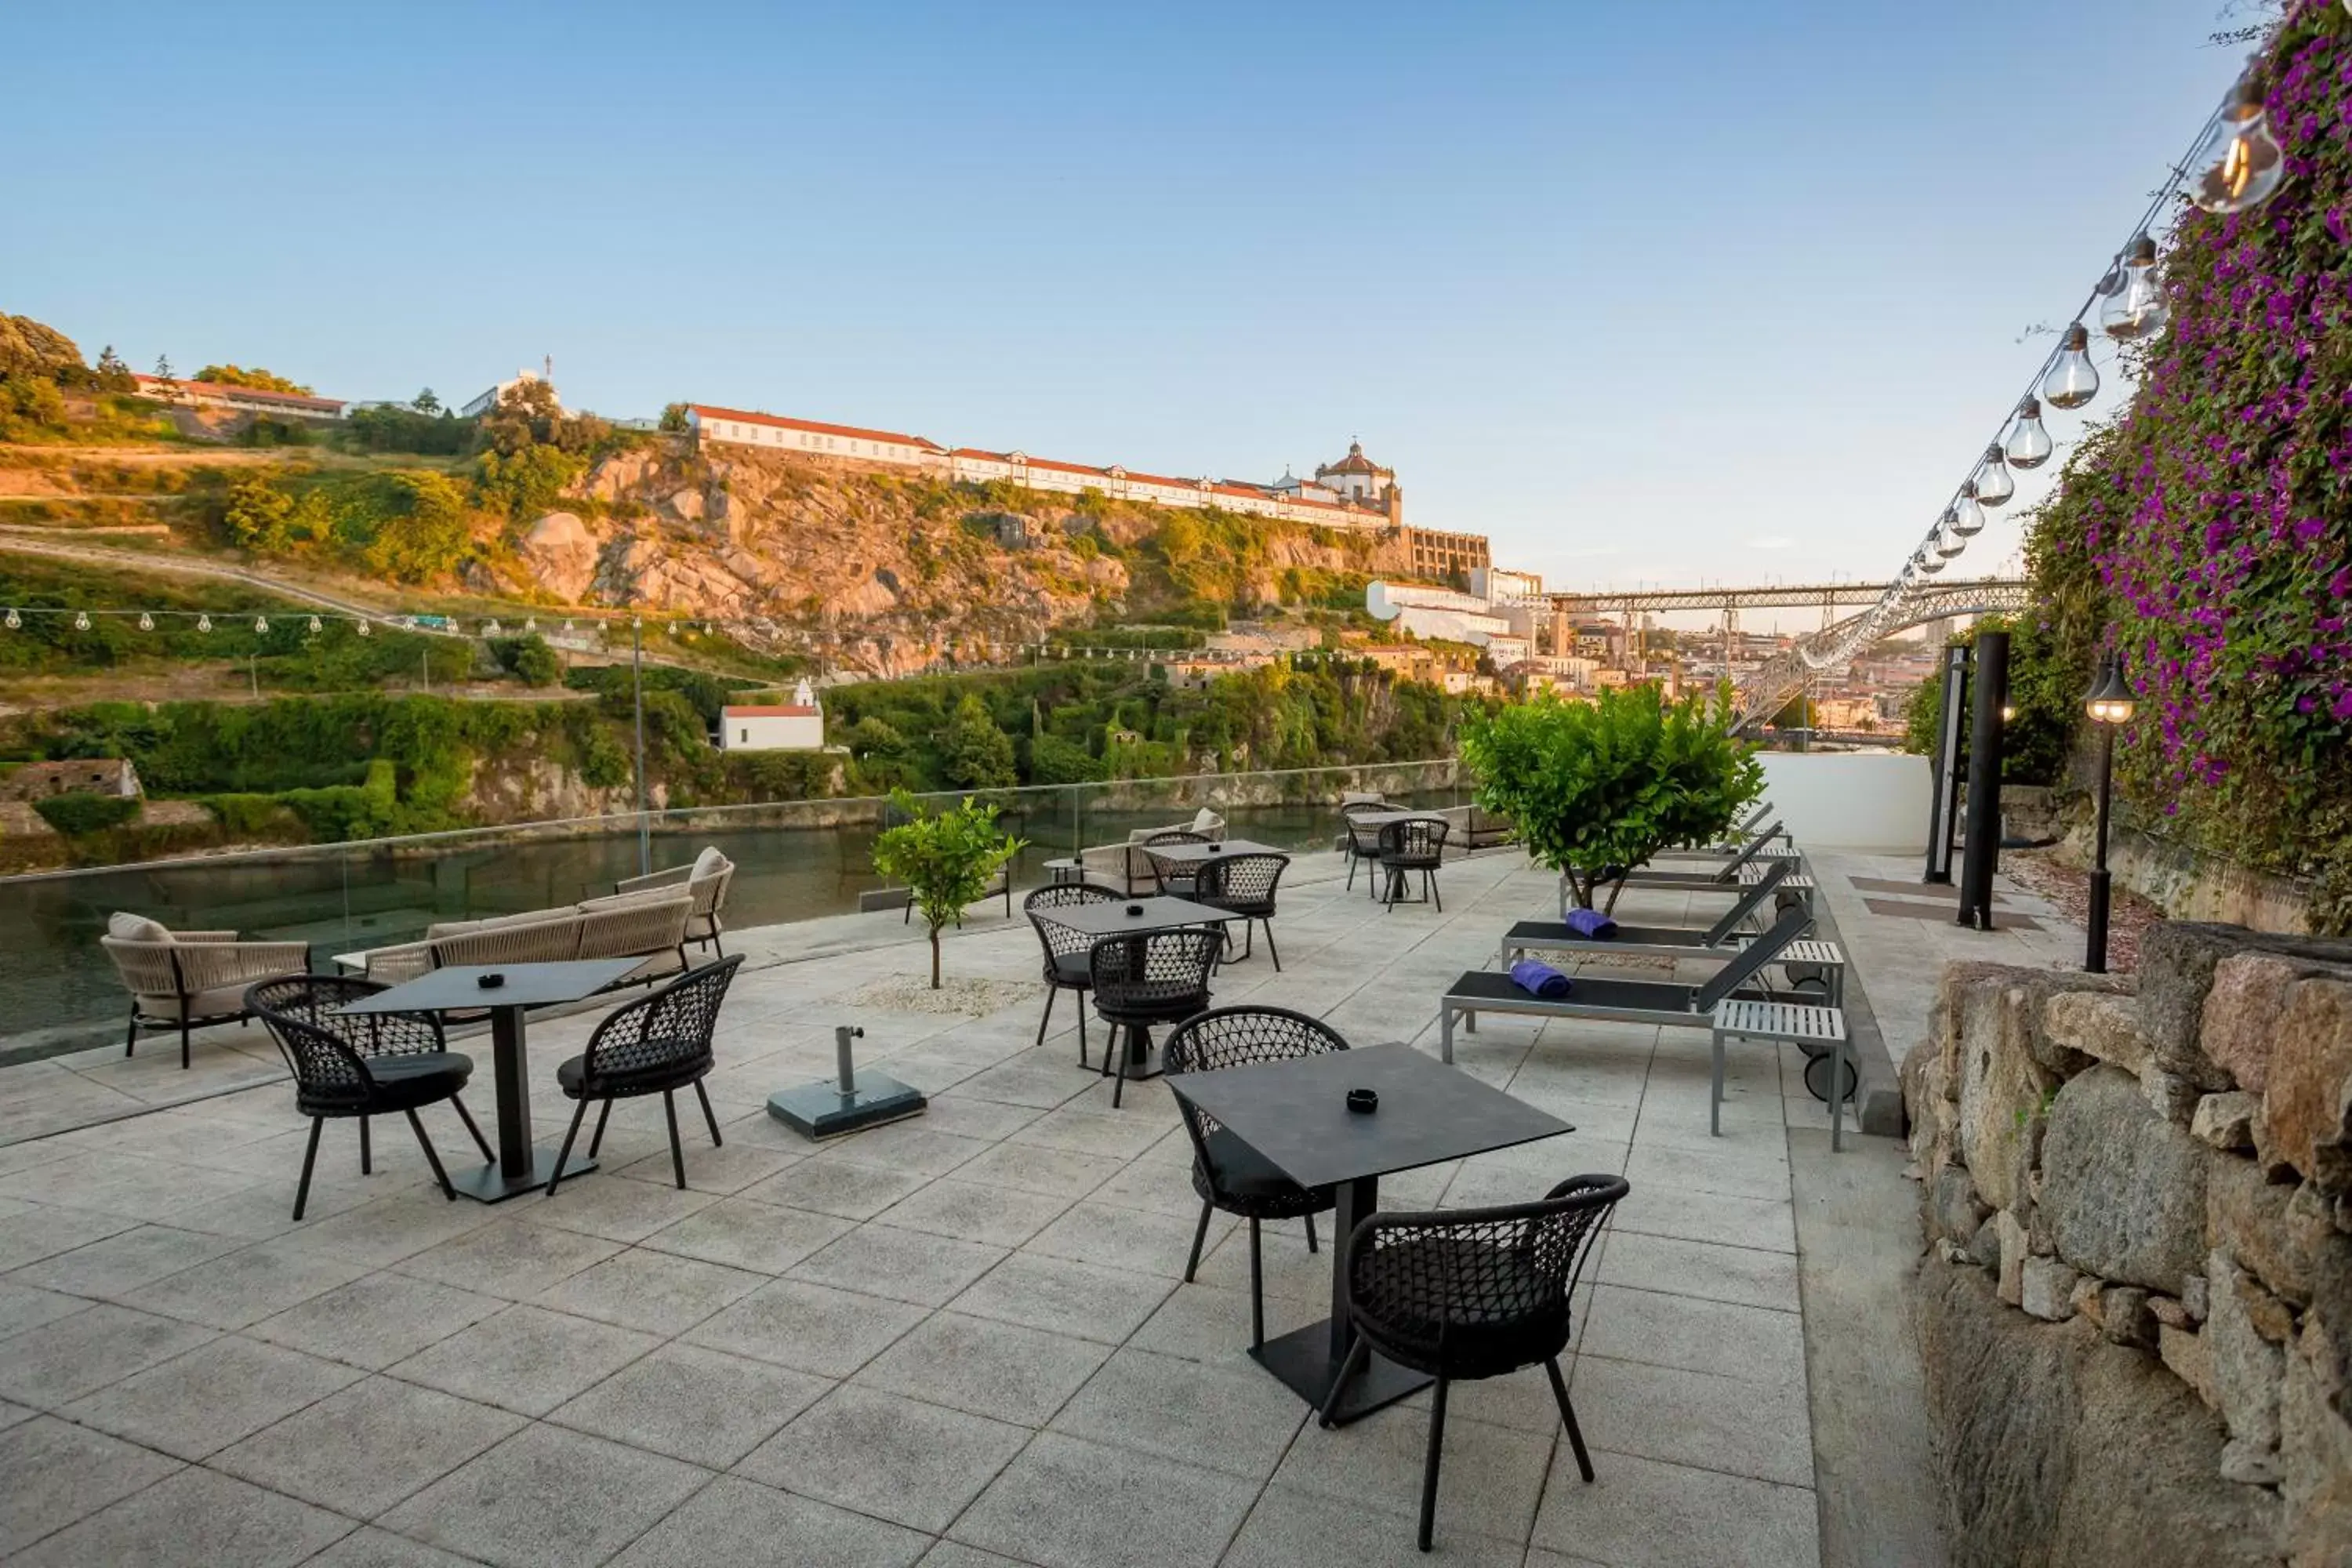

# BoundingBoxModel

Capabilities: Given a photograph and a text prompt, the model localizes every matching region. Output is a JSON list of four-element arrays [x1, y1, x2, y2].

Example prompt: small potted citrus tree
[[1461, 684, 1762, 913], [871, 790, 1025, 988]]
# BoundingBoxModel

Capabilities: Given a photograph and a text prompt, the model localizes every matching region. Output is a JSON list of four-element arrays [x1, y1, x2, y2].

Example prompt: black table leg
[[445, 1002, 597, 1202], [1248, 1174, 1429, 1423]]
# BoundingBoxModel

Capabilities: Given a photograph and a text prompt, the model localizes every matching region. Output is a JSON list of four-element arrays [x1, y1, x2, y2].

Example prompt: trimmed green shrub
[[33, 793, 140, 836]]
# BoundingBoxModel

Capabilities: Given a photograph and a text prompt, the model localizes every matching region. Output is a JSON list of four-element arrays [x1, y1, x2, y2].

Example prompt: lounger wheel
[[1803, 1050, 1857, 1105]]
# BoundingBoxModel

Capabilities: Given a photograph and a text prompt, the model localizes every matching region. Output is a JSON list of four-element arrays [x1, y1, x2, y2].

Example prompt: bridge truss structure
[[1728, 579, 2031, 729]]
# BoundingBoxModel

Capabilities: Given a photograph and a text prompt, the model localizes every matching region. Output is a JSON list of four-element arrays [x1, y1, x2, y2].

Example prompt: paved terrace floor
[[0, 846, 2078, 1568]]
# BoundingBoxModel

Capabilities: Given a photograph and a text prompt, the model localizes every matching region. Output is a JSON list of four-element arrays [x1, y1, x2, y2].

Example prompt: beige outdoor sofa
[[613, 845, 735, 954], [352, 893, 695, 986], [100, 912, 311, 1069], [1075, 808, 1228, 895]]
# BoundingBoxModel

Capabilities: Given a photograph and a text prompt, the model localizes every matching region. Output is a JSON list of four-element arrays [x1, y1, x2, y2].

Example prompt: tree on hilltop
[[412, 388, 441, 415], [93, 346, 134, 392], [195, 365, 315, 396]]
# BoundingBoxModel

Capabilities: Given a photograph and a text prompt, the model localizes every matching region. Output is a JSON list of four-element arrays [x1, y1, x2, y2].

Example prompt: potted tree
[[871, 790, 1025, 988], [1461, 684, 1762, 913]]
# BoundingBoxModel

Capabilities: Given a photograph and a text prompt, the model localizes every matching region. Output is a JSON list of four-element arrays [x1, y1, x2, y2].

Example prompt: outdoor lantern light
[[1951, 482, 1988, 536], [2005, 398, 2055, 469], [2081, 652, 2136, 973], [524, 618, 536, 633], [307, 615, 322, 634], [485, 619, 501, 636], [1972, 447, 2014, 509], [137, 613, 154, 631], [2100, 234, 2168, 341], [73, 612, 90, 631], [2002, 702, 2018, 722], [1915, 546, 1947, 575], [1935, 518, 1967, 559], [2042, 325, 2100, 409], [2187, 75, 2286, 214]]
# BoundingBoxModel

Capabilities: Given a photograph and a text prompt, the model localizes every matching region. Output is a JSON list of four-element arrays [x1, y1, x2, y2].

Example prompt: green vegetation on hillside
[[194, 365, 312, 395], [1, 312, 162, 444]]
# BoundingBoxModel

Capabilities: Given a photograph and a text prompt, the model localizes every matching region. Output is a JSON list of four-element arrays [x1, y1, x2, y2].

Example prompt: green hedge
[[32, 793, 140, 836]]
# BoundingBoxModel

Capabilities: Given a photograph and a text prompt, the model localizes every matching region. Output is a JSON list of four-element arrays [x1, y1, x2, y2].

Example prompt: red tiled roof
[[132, 375, 343, 412], [691, 406, 940, 451], [723, 705, 820, 717]]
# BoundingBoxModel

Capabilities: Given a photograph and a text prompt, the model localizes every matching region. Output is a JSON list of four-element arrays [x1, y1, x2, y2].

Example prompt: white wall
[[721, 713, 825, 751], [1756, 752, 1932, 853]]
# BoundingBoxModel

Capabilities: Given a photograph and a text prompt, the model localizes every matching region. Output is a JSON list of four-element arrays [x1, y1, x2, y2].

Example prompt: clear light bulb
[[563, 619, 576, 633], [307, 615, 322, 634], [1972, 448, 2013, 510], [198, 615, 212, 633], [2100, 234, 2168, 341], [74, 612, 91, 631], [2, 609, 17, 630], [524, 618, 537, 633], [2005, 398, 2054, 469], [356, 619, 371, 637], [137, 612, 154, 631], [2042, 324, 2100, 409], [2187, 77, 2287, 215], [1935, 521, 1966, 560], [1951, 485, 1987, 536], [1916, 548, 1947, 575], [254, 616, 269, 634]]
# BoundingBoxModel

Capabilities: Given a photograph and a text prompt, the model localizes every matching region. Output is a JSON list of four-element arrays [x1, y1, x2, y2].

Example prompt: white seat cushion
[[109, 911, 172, 943]]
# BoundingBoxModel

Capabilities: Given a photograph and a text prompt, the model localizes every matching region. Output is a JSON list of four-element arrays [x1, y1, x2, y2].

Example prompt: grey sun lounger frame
[[1504, 862, 1799, 965], [1663, 804, 1791, 858], [1438, 907, 1851, 1147]]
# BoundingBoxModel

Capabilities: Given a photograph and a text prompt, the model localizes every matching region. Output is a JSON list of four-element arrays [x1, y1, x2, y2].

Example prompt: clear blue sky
[[6, 0, 2245, 619]]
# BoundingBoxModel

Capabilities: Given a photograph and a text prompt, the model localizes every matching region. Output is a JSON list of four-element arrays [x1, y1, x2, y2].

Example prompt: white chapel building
[[720, 681, 825, 751]]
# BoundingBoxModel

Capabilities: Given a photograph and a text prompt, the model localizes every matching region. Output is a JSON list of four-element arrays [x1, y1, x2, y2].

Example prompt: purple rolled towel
[[1509, 959, 1572, 1000], [1564, 908, 1617, 938]]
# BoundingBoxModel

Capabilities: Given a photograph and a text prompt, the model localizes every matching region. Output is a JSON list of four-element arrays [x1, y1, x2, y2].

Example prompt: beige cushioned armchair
[[99, 912, 310, 1069]]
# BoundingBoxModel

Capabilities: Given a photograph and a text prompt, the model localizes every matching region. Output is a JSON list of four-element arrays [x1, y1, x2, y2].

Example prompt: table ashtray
[[1345, 1088, 1378, 1114], [477, 972, 506, 989], [1126, 904, 1144, 916]]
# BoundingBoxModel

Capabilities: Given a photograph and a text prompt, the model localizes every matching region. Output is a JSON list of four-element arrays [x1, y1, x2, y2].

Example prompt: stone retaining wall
[[1901, 922, 2352, 1568]]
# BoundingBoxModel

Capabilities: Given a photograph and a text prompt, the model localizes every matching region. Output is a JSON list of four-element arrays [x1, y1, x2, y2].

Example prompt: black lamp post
[[2082, 652, 2137, 972]]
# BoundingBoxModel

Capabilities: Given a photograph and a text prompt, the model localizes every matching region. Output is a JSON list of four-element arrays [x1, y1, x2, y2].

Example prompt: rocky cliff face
[[495, 445, 1412, 677]]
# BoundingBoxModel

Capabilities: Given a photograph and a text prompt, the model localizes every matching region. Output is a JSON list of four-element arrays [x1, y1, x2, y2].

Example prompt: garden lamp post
[[2082, 653, 2136, 973]]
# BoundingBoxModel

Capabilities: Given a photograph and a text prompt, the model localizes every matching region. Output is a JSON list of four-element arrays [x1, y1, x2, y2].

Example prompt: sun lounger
[[1436, 907, 1852, 1149], [1504, 862, 1800, 964]]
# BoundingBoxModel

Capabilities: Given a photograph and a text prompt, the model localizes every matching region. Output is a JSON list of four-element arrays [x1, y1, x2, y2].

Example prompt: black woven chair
[[246, 975, 497, 1221], [1164, 1006, 1345, 1347], [546, 955, 742, 1196], [1089, 927, 1221, 1109], [1142, 829, 1210, 898], [1024, 881, 1120, 1063], [1191, 851, 1290, 970], [1376, 817, 1451, 910], [1341, 808, 1389, 898], [1326, 1173, 1630, 1552]]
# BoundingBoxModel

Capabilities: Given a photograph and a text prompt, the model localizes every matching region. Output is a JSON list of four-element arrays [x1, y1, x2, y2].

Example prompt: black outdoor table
[[1136, 837, 1287, 864], [1166, 1041, 1573, 1424], [343, 958, 648, 1202], [1038, 895, 1229, 1080]]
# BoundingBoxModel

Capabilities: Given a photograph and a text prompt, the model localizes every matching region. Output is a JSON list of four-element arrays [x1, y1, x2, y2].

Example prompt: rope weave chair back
[[1192, 851, 1289, 913], [247, 975, 448, 1058], [1024, 882, 1120, 967], [580, 955, 742, 1090], [1346, 1174, 1628, 1374], [1088, 927, 1221, 1018], [1165, 1005, 1348, 1149], [249, 1008, 379, 1110], [1377, 816, 1450, 866], [1143, 829, 1210, 847]]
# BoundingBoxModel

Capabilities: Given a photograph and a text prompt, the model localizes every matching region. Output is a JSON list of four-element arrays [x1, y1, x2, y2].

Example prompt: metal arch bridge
[[1731, 579, 2034, 729], [1537, 577, 2023, 617]]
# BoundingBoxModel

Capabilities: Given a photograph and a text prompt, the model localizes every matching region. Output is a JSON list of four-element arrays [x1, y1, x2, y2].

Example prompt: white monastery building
[[131, 376, 345, 423], [720, 681, 825, 752]]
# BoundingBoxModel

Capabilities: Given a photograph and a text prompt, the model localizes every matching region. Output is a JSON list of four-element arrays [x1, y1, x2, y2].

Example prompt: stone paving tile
[[1592, 1230, 1802, 1313], [379, 1424, 711, 1568], [1274, 1401, 1555, 1542], [636, 1195, 853, 1274], [549, 1341, 829, 1468], [532, 1247, 766, 1334], [873, 1177, 1075, 1248], [949, 1141, 1127, 1200], [388, 1303, 663, 1418], [1050, 1345, 1307, 1479], [817, 1123, 996, 1179], [1127, 1281, 1322, 1364], [0, 1279, 87, 1340], [522, 1175, 722, 1244], [303, 1527, 488, 1567], [212, 1373, 526, 1519], [0, 1203, 137, 1272], [118, 1237, 375, 1330], [1224, 1484, 1527, 1567], [736, 1383, 1029, 1533], [685, 1278, 931, 1378], [1567, 1354, 1815, 1488], [10, 1465, 355, 1568], [949, 1429, 1259, 1568], [1606, 1184, 1797, 1254], [249, 1271, 505, 1370], [1530, 1448, 1820, 1568], [612, 1141, 801, 1195], [855, 1309, 1111, 1427], [948, 1250, 1175, 1345], [1578, 1283, 1808, 1388], [0, 1414, 185, 1556], [740, 1156, 935, 1221], [1025, 1199, 1213, 1279], [389, 1217, 626, 1301], [0, 1301, 219, 1407], [63, 1332, 362, 1459], [4, 1222, 245, 1299], [787, 1221, 1007, 1308], [606, 1473, 928, 1568]]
